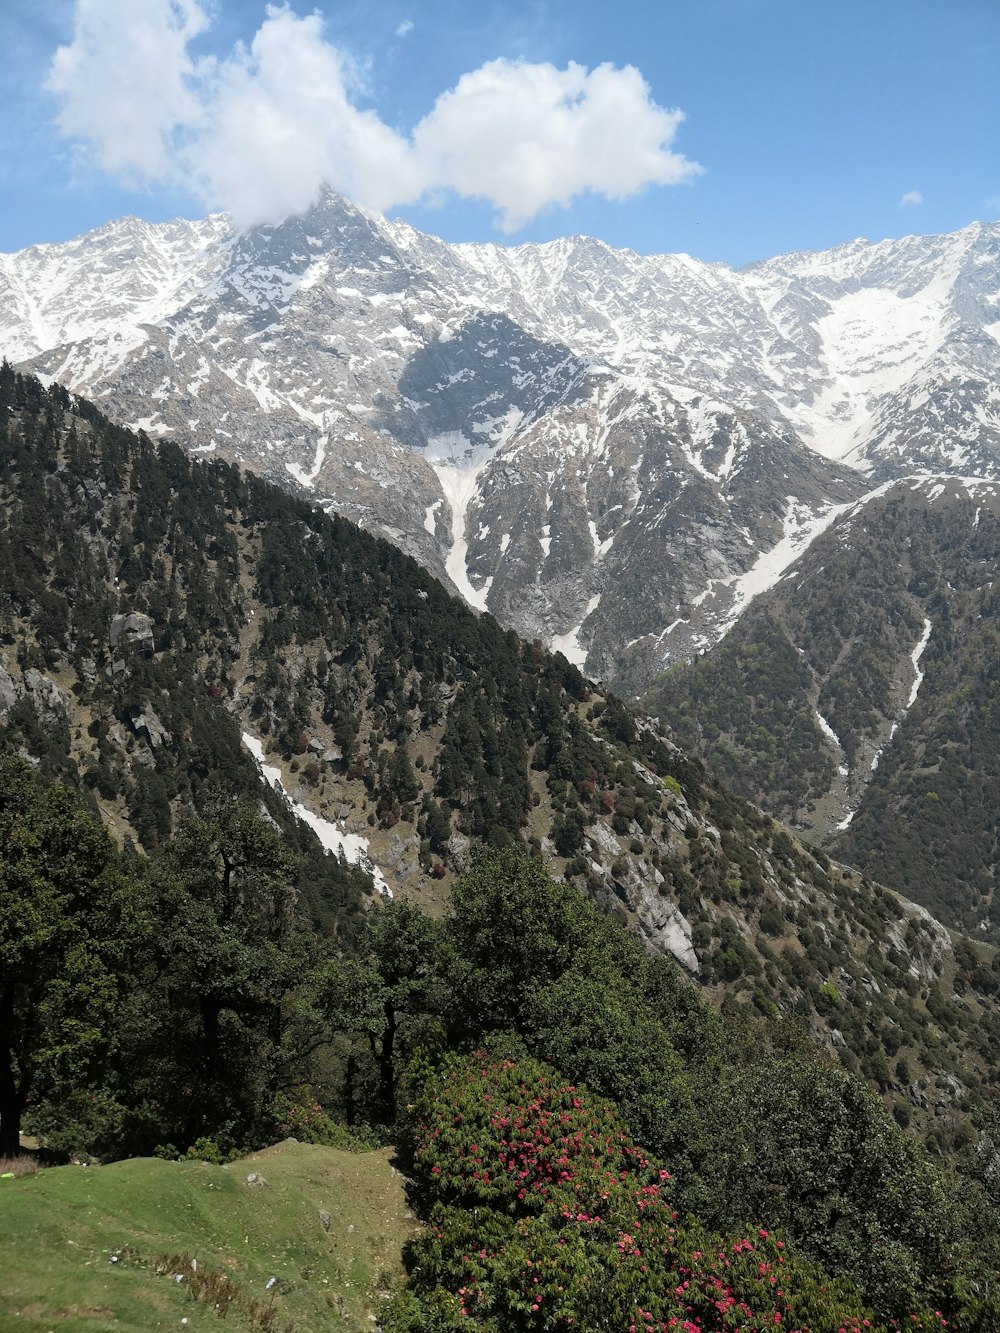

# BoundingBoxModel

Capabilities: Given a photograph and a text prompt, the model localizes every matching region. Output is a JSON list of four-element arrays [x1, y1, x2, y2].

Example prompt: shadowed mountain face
[[7, 197, 998, 688], [649, 475, 1000, 938]]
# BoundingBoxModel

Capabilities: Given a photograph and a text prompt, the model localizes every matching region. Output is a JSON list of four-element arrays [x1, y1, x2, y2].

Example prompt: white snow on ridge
[[0, 212, 230, 367], [907, 618, 933, 709], [242, 732, 391, 896], [815, 710, 843, 752], [551, 595, 600, 669], [914, 475, 1000, 497], [5, 208, 999, 496]]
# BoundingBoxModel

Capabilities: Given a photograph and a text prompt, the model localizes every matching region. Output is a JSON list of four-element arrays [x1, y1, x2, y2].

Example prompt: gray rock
[[626, 873, 699, 974], [109, 611, 154, 658], [21, 669, 70, 723], [447, 831, 471, 869], [0, 664, 19, 716], [129, 705, 171, 748]]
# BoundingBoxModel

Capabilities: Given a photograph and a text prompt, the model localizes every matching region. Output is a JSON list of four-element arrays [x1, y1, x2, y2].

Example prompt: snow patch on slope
[[837, 619, 932, 831], [551, 595, 600, 669], [815, 710, 843, 752], [286, 433, 328, 489], [713, 501, 845, 635], [798, 285, 948, 461], [717, 479, 906, 635], [907, 618, 933, 709], [242, 732, 390, 896], [424, 434, 495, 612]]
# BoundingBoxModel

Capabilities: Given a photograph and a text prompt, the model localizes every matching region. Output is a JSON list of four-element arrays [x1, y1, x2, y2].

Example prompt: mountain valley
[[650, 473, 1000, 939]]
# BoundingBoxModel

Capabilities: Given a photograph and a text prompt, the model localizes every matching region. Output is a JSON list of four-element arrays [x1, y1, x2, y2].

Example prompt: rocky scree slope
[[2, 368, 999, 1145], [6, 199, 998, 687]]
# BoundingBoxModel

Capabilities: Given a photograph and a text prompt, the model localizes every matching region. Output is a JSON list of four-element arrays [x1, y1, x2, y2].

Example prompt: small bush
[[387, 1052, 926, 1332]]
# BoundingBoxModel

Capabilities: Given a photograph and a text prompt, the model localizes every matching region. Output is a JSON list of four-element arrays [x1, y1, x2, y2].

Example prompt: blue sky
[[1, 0, 998, 265]]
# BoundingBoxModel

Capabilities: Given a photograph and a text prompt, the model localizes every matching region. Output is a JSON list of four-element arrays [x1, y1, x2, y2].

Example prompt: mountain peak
[[2, 209, 998, 690]]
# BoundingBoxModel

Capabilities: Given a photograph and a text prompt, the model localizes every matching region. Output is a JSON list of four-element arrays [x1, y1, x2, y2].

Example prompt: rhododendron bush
[[386, 1053, 954, 1332]]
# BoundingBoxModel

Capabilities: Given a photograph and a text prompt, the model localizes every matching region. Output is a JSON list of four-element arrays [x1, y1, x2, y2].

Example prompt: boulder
[[109, 612, 154, 659], [129, 705, 171, 748]]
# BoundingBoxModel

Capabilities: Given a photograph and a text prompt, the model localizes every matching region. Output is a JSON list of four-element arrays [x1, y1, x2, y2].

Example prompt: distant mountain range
[[4, 196, 998, 691]]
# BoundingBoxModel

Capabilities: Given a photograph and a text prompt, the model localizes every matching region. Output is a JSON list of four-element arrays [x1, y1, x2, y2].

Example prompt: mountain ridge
[[3, 199, 999, 691]]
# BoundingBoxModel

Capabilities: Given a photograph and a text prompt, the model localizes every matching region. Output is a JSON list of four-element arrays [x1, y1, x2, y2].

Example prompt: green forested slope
[[649, 479, 1000, 935], [1, 368, 999, 1170]]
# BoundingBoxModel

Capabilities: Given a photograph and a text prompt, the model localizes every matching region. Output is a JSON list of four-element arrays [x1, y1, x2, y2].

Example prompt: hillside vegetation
[[647, 479, 1000, 937], [5, 771, 1000, 1328], [3, 368, 1000, 1328], [1, 366, 998, 1144]]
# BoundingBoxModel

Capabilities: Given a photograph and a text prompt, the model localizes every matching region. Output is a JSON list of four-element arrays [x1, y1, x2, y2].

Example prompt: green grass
[[0, 1140, 414, 1332]]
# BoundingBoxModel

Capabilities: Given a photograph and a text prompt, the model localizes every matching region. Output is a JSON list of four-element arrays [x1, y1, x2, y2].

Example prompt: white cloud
[[984, 195, 1000, 216], [47, 0, 209, 181], [46, 0, 701, 232], [396, 19, 414, 38], [411, 59, 700, 232], [898, 190, 924, 207], [191, 8, 422, 228]]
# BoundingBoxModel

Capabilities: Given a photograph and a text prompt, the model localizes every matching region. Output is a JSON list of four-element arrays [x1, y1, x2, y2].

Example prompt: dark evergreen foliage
[[2, 367, 1000, 1327]]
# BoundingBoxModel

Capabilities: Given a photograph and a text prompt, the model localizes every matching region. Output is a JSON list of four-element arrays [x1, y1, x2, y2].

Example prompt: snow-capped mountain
[[2, 195, 998, 688]]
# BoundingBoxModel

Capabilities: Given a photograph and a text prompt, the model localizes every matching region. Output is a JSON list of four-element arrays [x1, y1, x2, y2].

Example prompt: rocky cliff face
[[3, 198, 998, 688]]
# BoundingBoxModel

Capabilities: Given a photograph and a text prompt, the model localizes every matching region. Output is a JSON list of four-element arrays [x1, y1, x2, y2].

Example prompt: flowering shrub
[[270, 1092, 376, 1150], [409, 1053, 651, 1215], [388, 1054, 957, 1333]]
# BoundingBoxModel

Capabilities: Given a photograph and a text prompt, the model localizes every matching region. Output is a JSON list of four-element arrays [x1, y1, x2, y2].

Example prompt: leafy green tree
[[444, 848, 598, 1037], [706, 1054, 963, 1318], [131, 801, 304, 1148], [319, 897, 445, 1123], [0, 757, 145, 1155]]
